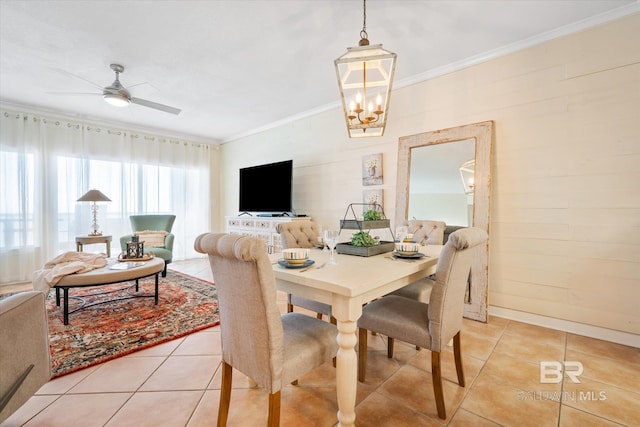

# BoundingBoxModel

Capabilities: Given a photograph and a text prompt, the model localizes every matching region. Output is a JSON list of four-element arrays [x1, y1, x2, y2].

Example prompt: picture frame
[[362, 153, 383, 186]]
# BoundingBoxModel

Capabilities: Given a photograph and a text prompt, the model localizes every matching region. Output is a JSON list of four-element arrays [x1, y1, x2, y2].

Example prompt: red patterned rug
[[46, 270, 219, 378]]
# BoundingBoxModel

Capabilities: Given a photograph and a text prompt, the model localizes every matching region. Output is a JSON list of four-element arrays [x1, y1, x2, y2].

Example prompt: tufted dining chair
[[0, 291, 51, 424], [387, 219, 447, 303], [407, 219, 446, 245], [194, 233, 338, 427], [276, 221, 333, 322], [357, 227, 488, 420]]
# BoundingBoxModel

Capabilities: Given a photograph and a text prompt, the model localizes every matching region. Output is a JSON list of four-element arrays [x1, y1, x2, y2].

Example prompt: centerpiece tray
[[339, 219, 391, 230], [336, 241, 394, 257], [117, 253, 154, 262]]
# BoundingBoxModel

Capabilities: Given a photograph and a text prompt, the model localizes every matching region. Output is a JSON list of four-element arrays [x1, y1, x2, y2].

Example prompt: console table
[[226, 216, 312, 254]]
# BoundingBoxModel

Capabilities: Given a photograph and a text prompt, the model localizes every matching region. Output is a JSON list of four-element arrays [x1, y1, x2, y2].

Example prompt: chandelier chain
[[360, 0, 368, 41]]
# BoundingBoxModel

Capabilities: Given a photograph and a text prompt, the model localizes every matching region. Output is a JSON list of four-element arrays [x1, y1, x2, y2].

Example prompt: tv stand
[[238, 211, 253, 217], [226, 215, 313, 253]]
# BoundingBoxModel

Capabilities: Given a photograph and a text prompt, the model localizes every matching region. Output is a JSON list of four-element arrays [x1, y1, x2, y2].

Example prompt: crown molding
[[0, 100, 221, 146], [223, 3, 640, 144]]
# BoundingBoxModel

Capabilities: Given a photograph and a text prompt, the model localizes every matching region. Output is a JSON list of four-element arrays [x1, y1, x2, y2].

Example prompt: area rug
[[46, 270, 219, 378]]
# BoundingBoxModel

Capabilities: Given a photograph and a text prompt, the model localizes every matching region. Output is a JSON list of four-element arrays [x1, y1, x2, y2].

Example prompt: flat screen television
[[239, 160, 293, 214]]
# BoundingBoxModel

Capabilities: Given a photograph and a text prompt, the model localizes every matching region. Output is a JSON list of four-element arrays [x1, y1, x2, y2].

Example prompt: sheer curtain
[[0, 109, 212, 285]]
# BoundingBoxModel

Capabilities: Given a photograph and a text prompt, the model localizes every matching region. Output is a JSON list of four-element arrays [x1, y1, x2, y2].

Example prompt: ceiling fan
[[101, 64, 181, 115], [53, 63, 181, 115]]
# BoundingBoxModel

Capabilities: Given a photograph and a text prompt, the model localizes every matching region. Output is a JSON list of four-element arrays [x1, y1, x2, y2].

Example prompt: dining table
[[272, 244, 443, 427]]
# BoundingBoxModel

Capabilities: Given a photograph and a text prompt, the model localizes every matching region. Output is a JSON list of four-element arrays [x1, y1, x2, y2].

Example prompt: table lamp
[[77, 189, 111, 236]]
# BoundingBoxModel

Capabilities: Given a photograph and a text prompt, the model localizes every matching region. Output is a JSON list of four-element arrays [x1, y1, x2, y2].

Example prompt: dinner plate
[[278, 259, 315, 269], [392, 251, 425, 259]]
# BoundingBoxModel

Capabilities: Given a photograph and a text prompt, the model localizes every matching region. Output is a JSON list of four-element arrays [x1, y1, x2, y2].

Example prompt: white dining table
[[272, 245, 442, 427]]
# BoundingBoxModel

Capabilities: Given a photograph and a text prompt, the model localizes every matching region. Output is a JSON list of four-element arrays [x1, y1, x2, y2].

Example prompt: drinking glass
[[395, 226, 408, 243], [317, 225, 328, 252], [324, 230, 339, 265]]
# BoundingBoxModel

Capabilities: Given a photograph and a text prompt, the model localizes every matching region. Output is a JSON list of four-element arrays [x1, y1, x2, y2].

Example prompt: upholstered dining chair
[[120, 214, 176, 277], [0, 291, 51, 424], [194, 233, 338, 427], [276, 221, 333, 322], [407, 219, 446, 246], [387, 219, 447, 303], [357, 227, 488, 420]]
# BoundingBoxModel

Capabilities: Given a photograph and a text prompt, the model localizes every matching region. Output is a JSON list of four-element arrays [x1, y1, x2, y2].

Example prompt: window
[[0, 150, 35, 248]]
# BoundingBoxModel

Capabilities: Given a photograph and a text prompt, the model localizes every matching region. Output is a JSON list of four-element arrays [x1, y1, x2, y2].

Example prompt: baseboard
[[488, 306, 640, 348]]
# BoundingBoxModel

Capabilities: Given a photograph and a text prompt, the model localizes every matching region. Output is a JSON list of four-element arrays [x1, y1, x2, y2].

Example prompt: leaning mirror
[[395, 121, 493, 322], [408, 139, 475, 225]]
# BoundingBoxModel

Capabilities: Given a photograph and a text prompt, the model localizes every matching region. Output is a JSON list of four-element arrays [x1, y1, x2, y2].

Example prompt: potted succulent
[[350, 231, 378, 247], [336, 203, 395, 256], [363, 209, 382, 221]]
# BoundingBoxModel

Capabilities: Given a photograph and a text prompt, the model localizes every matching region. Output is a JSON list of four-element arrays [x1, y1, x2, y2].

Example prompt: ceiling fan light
[[103, 93, 130, 107]]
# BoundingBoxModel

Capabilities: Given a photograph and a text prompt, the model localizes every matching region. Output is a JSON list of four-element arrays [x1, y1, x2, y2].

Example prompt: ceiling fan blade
[[47, 91, 100, 96], [52, 68, 103, 90], [124, 81, 150, 90], [130, 97, 181, 115]]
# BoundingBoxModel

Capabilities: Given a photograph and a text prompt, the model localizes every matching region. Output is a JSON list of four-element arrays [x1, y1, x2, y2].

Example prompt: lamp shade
[[77, 189, 111, 202]]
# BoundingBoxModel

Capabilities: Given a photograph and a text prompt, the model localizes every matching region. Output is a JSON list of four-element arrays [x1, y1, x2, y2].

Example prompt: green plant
[[351, 231, 377, 247], [363, 209, 382, 221]]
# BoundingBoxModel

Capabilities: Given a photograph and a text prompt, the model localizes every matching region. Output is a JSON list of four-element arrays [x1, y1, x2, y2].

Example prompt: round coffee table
[[54, 257, 164, 325]]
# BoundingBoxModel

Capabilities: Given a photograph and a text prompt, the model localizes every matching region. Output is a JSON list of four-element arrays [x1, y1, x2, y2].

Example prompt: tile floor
[[3, 258, 639, 426]]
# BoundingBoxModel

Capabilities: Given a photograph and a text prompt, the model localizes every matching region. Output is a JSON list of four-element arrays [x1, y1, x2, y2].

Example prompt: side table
[[76, 235, 112, 257]]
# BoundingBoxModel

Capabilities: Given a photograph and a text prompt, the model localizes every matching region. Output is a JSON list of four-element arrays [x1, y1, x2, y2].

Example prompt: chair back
[[130, 215, 176, 233], [194, 233, 284, 393], [276, 220, 319, 249], [443, 225, 466, 244], [408, 220, 446, 245], [427, 227, 488, 351], [0, 291, 51, 423]]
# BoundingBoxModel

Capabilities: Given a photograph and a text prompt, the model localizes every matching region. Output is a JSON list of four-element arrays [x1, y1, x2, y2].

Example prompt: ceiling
[[1, 1, 637, 144]]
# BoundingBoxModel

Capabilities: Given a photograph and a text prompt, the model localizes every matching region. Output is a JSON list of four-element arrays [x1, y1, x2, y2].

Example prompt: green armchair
[[120, 214, 176, 277]]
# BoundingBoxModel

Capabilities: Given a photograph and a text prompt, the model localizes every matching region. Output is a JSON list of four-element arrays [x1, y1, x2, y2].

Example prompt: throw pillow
[[134, 230, 168, 248]]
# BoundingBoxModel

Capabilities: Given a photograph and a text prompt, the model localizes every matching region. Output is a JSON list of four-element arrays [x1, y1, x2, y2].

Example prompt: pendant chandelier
[[335, 0, 397, 138]]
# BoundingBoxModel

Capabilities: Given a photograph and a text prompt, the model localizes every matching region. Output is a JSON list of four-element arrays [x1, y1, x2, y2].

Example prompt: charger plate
[[278, 259, 315, 269], [392, 251, 425, 259]]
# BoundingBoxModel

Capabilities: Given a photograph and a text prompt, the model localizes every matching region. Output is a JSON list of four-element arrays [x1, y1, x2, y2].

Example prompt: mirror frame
[[395, 121, 493, 321]]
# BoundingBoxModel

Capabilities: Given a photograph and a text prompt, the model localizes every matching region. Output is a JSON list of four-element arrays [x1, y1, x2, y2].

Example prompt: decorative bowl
[[282, 248, 310, 265], [395, 242, 419, 256]]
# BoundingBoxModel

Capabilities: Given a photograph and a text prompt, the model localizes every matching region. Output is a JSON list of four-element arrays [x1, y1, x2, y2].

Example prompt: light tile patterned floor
[[4, 258, 639, 426]]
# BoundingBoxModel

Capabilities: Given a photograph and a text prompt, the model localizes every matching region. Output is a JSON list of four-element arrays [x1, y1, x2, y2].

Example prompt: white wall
[[220, 15, 640, 336]]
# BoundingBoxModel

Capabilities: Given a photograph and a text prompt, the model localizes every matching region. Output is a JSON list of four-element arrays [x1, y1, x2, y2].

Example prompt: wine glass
[[395, 226, 408, 243], [324, 230, 339, 265], [317, 225, 328, 252]]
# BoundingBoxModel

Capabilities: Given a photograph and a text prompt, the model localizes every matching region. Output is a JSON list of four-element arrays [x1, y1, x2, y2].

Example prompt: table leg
[[335, 319, 357, 427], [106, 240, 111, 257], [63, 288, 69, 325], [76, 242, 82, 252], [55, 287, 60, 306], [154, 273, 159, 304]]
